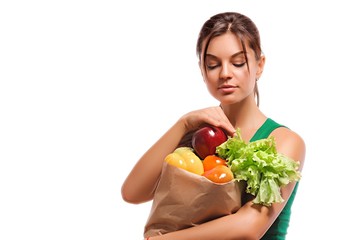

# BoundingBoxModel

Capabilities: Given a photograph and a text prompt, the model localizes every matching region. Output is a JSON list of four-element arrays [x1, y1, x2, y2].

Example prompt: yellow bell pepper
[[164, 147, 204, 175]]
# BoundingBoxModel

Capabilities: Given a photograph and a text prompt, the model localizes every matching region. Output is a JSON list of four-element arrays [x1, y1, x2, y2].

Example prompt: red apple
[[191, 125, 228, 159]]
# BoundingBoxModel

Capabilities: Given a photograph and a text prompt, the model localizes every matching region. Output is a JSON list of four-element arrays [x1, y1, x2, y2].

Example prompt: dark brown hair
[[196, 12, 262, 105]]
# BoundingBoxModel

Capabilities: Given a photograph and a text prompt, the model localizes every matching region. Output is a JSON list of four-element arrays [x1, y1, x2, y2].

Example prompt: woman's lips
[[218, 85, 237, 94]]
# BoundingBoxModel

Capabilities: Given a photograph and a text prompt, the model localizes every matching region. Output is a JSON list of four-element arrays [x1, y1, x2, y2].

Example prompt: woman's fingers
[[182, 106, 235, 136]]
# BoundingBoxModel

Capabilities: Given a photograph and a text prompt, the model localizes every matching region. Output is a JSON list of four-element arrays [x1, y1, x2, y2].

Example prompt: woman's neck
[[221, 97, 267, 142]]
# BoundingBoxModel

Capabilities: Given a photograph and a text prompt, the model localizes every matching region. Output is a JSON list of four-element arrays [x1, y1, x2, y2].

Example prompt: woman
[[122, 12, 306, 240]]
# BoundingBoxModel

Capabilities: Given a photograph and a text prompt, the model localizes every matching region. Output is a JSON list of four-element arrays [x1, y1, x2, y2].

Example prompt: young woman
[[122, 12, 306, 240]]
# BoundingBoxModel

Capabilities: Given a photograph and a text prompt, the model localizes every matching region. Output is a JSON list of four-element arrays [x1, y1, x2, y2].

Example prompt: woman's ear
[[256, 55, 266, 79]]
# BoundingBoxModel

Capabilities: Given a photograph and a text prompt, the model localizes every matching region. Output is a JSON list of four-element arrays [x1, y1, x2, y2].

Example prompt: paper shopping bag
[[144, 162, 244, 237]]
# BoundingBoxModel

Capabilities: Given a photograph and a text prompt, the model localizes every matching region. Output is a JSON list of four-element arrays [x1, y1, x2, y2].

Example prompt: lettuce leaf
[[216, 129, 301, 206]]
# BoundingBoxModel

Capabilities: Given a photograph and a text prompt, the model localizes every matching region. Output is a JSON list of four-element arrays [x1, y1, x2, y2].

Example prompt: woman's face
[[200, 32, 264, 105]]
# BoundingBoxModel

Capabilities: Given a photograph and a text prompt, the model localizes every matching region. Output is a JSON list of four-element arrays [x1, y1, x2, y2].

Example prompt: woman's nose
[[219, 64, 233, 80]]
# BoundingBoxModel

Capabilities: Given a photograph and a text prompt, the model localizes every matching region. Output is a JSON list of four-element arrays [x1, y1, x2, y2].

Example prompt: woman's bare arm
[[121, 107, 236, 204]]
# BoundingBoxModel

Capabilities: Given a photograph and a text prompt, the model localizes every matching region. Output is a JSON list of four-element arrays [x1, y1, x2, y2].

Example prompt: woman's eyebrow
[[231, 51, 246, 58], [205, 51, 246, 59], [205, 53, 219, 59]]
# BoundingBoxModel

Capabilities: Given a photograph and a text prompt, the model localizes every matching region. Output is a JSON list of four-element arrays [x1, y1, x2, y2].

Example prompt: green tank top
[[249, 118, 299, 240]]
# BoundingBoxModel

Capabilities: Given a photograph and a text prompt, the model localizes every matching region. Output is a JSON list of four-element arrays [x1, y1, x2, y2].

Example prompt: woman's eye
[[233, 62, 246, 68], [206, 64, 219, 70], [206, 61, 245, 70]]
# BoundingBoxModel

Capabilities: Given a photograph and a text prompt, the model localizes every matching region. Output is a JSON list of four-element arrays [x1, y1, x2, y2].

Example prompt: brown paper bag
[[144, 162, 244, 238]]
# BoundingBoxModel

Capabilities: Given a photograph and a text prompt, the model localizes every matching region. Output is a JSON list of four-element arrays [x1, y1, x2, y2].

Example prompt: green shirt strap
[[250, 118, 286, 142]]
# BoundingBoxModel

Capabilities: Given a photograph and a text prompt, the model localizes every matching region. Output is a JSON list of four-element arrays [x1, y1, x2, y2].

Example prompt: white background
[[1, 0, 359, 239]]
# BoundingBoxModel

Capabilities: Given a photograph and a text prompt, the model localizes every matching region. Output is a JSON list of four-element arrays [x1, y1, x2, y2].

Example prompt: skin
[[122, 31, 306, 240]]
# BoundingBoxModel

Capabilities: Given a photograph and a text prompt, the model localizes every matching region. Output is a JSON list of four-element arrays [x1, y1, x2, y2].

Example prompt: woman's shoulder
[[270, 126, 306, 168]]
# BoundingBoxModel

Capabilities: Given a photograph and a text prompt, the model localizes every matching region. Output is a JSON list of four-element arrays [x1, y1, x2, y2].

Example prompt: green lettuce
[[216, 129, 301, 206]]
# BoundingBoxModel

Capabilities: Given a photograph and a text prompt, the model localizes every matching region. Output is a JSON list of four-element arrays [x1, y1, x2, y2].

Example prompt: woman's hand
[[180, 106, 235, 136]]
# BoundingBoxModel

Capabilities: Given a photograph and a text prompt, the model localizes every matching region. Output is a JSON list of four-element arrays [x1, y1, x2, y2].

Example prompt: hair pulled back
[[196, 12, 262, 105]]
